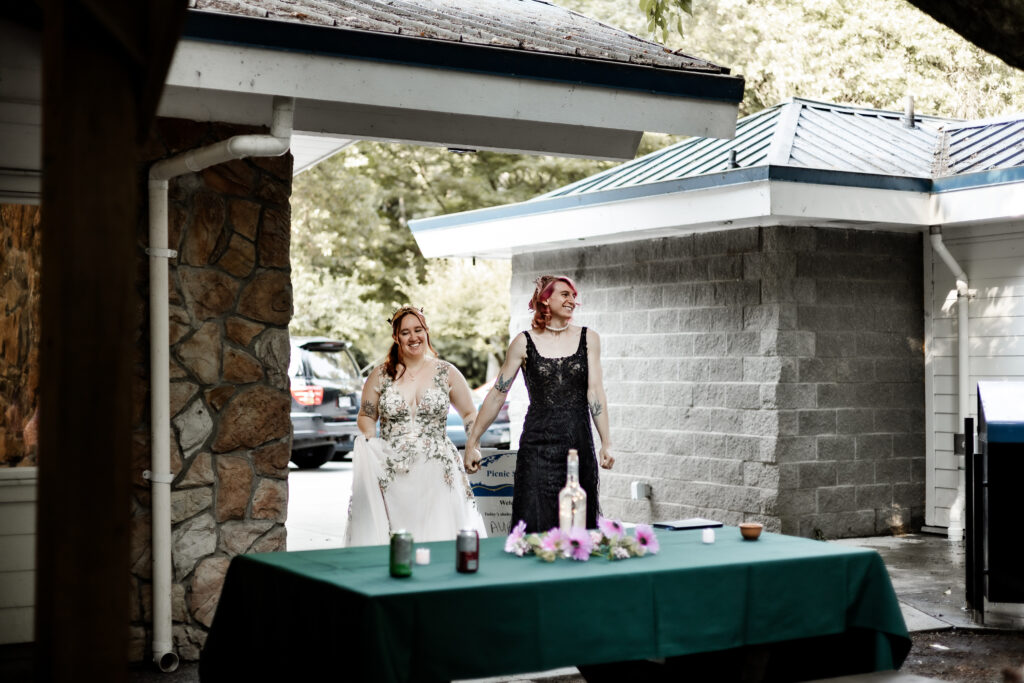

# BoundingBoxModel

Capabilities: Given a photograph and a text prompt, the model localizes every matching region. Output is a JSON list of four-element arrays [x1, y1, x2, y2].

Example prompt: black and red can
[[455, 529, 479, 573]]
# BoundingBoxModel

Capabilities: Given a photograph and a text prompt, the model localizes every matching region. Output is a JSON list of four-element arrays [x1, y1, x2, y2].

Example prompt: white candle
[[415, 547, 431, 565], [702, 528, 715, 544]]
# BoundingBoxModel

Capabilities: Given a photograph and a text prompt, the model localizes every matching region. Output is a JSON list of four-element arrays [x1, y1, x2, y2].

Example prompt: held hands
[[463, 443, 482, 474], [599, 447, 615, 470]]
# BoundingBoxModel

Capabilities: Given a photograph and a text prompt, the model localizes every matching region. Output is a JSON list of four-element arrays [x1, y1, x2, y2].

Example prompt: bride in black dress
[[465, 275, 614, 532]]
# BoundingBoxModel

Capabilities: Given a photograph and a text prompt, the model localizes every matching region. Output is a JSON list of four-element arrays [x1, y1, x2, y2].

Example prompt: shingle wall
[[509, 225, 925, 539]]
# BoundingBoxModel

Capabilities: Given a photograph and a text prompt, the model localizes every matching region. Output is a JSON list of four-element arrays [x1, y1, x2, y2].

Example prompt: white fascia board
[[413, 182, 771, 258], [769, 181, 932, 228], [163, 39, 738, 140], [933, 183, 1024, 226]]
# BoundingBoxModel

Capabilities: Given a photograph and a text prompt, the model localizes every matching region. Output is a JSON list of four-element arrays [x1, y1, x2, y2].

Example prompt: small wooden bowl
[[739, 523, 763, 540]]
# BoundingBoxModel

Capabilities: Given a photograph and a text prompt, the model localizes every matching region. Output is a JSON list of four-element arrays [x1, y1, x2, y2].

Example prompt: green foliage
[[638, 0, 691, 43], [565, 0, 1024, 120], [290, 143, 609, 383]]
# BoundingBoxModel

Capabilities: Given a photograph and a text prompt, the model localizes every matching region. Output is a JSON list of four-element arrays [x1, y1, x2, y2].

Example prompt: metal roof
[[189, 0, 729, 74], [942, 117, 1024, 176], [542, 98, 971, 199]]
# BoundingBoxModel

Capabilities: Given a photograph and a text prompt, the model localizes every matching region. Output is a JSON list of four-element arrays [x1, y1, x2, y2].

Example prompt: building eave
[[410, 165, 1024, 259]]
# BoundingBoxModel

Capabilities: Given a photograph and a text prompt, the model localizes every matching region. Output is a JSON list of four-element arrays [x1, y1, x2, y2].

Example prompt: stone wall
[[509, 225, 924, 539], [128, 118, 294, 661], [0, 204, 41, 467]]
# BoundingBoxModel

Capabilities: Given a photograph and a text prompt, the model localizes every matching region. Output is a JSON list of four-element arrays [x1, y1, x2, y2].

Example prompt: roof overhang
[[409, 166, 1024, 259], [1, 10, 743, 201], [160, 11, 742, 162]]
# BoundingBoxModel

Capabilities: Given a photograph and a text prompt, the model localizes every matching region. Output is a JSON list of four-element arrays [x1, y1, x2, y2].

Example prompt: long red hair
[[528, 275, 579, 331]]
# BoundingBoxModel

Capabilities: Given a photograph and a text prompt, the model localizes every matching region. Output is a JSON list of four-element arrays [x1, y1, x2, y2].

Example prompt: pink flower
[[634, 524, 660, 554], [504, 519, 530, 556], [564, 527, 593, 561], [598, 516, 625, 539], [540, 527, 565, 554]]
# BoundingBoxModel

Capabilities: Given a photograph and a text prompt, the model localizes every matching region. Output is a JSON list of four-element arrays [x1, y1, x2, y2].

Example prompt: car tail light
[[291, 384, 324, 406]]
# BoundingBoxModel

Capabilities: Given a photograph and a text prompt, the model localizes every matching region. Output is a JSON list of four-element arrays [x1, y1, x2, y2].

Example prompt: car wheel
[[291, 445, 333, 469]]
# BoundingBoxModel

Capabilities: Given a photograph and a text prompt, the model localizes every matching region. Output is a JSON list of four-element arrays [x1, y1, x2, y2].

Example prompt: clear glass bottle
[[558, 449, 587, 532]]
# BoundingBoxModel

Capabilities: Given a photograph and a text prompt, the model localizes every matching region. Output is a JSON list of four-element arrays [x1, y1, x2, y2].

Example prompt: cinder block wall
[[509, 225, 924, 539]]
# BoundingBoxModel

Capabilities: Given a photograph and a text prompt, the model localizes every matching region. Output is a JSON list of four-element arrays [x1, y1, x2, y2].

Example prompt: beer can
[[455, 528, 479, 573], [390, 530, 413, 578]]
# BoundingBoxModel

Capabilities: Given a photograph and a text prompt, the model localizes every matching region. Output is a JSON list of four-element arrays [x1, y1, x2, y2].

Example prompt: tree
[[570, 0, 1024, 119], [290, 143, 611, 382]]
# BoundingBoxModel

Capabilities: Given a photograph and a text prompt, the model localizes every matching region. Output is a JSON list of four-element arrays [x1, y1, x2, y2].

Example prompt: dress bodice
[[376, 360, 461, 490], [521, 327, 590, 433]]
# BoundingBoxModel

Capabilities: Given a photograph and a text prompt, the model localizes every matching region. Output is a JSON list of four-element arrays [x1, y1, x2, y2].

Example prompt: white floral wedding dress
[[345, 361, 486, 546]]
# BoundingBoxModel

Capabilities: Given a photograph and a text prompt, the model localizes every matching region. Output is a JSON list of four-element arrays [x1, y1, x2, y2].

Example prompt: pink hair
[[528, 275, 579, 331]]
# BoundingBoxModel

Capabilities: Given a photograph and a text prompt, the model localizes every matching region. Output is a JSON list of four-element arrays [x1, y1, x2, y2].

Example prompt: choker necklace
[[547, 322, 570, 332]]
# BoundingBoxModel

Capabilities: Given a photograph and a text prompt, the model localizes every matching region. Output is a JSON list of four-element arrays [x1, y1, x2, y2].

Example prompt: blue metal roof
[[541, 98, 972, 199], [942, 118, 1024, 176]]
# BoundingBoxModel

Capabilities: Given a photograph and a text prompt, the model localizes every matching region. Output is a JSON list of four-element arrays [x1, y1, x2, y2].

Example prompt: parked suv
[[289, 337, 363, 469]]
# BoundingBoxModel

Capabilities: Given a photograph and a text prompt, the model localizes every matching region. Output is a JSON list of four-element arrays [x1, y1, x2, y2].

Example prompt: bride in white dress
[[344, 305, 486, 546]]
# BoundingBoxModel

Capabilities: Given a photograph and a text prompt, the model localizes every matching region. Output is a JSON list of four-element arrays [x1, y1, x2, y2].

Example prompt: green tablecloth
[[199, 529, 910, 682]]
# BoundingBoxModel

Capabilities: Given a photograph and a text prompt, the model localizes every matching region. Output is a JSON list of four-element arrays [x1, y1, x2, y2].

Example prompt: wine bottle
[[558, 449, 587, 532]]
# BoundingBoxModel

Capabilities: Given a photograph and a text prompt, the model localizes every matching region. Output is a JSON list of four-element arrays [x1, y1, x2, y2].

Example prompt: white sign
[[467, 449, 516, 537]]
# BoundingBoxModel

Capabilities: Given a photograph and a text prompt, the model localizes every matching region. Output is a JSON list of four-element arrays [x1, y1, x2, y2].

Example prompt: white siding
[[924, 222, 1024, 529], [0, 467, 36, 644]]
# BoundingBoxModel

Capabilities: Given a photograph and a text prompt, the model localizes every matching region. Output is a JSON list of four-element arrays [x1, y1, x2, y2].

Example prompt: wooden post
[[36, 1, 185, 679]]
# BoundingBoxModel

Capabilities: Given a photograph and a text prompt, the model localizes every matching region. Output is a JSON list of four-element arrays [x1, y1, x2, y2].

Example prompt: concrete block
[[726, 331, 760, 356], [663, 283, 698, 307], [726, 384, 761, 410], [874, 408, 924, 434], [855, 483, 893, 509], [763, 225, 816, 252], [875, 457, 912, 484], [744, 303, 798, 331], [836, 358, 876, 382], [742, 409, 783, 437], [856, 434, 893, 460], [836, 460, 875, 486], [778, 463, 800, 489], [816, 332, 857, 358], [693, 333, 727, 356], [707, 254, 744, 280], [799, 461, 838, 488], [817, 435, 856, 461], [836, 409, 874, 435], [770, 330, 816, 357], [743, 462, 779, 489], [708, 358, 744, 381], [693, 227, 758, 256], [817, 485, 857, 513], [798, 410, 837, 436], [766, 383, 817, 410], [893, 482, 925, 508], [798, 357, 837, 382], [777, 488, 816, 516]]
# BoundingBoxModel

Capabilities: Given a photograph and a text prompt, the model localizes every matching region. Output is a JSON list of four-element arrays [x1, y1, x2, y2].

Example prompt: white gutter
[[143, 96, 294, 672], [928, 225, 972, 542]]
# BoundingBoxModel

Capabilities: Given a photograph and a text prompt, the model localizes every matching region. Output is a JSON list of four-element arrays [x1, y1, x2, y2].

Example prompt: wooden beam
[[35, 1, 185, 679]]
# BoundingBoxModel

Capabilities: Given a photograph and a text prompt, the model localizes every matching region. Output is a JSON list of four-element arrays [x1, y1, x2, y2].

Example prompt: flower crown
[[388, 305, 424, 325]]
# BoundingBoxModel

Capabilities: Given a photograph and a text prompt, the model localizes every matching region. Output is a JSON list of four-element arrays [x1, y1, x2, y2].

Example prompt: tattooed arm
[[586, 329, 614, 469], [464, 333, 527, 469], [444, 362, 480, 473], [356, 366, 383, 440]]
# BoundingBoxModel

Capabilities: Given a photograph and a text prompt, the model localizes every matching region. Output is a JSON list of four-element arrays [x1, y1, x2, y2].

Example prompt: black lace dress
[[512, 328, 600, 533]]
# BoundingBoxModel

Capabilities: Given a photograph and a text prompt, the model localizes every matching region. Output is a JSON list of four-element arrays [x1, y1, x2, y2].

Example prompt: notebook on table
[[652, 518, 723, 530]]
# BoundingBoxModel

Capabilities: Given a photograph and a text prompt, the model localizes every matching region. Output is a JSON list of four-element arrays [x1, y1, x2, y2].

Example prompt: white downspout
[[928, 225, 971, 542], [144, 96, 294, 672]]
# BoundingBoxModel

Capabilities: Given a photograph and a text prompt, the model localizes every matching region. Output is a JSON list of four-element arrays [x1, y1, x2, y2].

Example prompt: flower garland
[[504, 517, 659, 562]]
